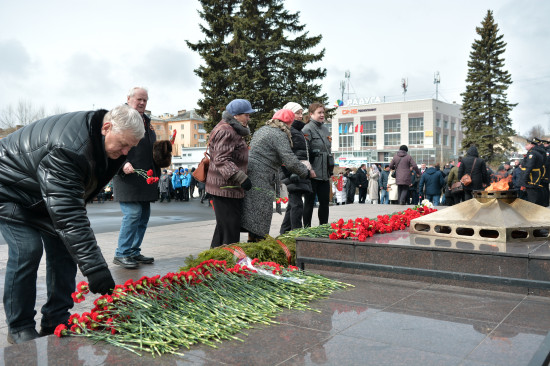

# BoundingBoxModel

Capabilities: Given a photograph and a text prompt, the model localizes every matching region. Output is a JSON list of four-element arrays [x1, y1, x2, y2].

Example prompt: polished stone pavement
[[1, 201, 549, 365]]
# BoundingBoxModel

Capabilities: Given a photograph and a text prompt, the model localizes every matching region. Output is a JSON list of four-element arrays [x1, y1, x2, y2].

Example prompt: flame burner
[[410, 190, 550, 242], [473, 189, 518, 203]]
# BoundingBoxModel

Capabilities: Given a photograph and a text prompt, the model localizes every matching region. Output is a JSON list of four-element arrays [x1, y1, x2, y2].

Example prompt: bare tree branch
[[0, 99, 48, 128], [527, 124, 545, 140]]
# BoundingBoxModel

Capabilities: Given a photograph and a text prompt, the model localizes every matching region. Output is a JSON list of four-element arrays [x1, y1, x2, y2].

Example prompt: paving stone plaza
[[1, 202, 549, 365]]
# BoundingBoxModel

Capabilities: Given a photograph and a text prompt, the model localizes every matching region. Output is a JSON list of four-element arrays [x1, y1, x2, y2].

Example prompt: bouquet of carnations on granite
[[57, 259, 350, 357]]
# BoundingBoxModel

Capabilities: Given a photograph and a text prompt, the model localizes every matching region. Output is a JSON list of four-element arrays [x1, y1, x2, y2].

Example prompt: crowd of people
[[331, 136, 550, 208]]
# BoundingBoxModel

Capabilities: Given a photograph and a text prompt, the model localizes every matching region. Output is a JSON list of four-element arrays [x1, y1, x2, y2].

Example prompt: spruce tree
[[186, 0, 237, 131], [460, 10, 517, 164], [188, 0, 328, 133]]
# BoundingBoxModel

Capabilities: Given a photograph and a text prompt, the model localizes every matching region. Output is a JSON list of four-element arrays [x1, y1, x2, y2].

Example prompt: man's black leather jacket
[[0, 110, 125, 276]]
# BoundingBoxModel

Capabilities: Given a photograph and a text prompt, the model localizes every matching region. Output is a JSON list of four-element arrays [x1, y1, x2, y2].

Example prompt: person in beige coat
[[387, 170, 399, 203], [368, 164, 380, 204]]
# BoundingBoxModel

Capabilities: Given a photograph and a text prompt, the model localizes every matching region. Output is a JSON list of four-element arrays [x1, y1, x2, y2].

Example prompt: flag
[[344, 125, 348, 134], [339, 125, 342, 134], [355, 125, 358, 133], [360, 125, 364, 133]]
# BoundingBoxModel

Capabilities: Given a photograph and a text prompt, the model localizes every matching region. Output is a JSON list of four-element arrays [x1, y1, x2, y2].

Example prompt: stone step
[[296, 231, 550, 296]]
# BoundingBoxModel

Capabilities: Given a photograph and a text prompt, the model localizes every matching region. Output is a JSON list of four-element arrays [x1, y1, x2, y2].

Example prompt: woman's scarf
[[222, 111, 250, 136], [265, 118, 293, 147]]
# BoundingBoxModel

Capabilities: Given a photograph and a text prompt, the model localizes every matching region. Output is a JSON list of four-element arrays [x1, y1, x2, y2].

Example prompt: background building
[[331, 99, 463, 167], [150, 109, 208, 157]]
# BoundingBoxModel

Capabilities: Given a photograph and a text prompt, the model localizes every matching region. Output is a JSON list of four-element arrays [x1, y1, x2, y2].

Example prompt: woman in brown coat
[[389, 145, 420, 205], [206, 99, 255, 248]]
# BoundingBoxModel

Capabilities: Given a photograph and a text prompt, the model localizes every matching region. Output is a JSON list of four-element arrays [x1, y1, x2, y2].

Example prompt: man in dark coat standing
[[113, 87, 160, 269], [389, 145, 421, 205], [355, 164, 368, 203], [345, 167, 357, 204], [0, 105, 144, 344], [458, 145, 489, 201]]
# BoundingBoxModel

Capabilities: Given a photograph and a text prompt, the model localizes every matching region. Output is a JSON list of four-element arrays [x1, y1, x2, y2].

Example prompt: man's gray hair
[[105, 105, 145, 140], [127, 86, 149, 99]]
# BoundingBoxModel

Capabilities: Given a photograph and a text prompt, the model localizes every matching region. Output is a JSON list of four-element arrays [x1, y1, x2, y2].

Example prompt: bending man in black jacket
[[0, 105, 144, 344]]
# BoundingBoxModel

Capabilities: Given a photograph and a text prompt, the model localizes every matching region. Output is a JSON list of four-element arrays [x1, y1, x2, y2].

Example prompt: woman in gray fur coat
[[241, 109, 314, 240]]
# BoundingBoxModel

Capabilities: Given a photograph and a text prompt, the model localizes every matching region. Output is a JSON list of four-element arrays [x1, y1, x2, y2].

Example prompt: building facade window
[[361, 121, 376, 147], [443, 134, 448, 146], [443, 120, 448, 129], [436, 119, 441, 127], [451, 122, 456, 131], [410, 149, 436, 166], [451, 136, 455, 150], [435, 132, 440, 144], [408, 117, 424, 145], [180, 124, 184, 129], [180, 134, 184, 139], [339, 122, 354, 148], [384, 119, 400, 146]]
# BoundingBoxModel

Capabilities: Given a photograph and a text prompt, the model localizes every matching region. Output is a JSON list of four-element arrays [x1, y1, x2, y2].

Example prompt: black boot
[[8, 328, 39, 344]]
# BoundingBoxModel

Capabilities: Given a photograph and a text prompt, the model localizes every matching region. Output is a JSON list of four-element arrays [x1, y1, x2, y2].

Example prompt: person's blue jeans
[[426, 194, 441, 206], [380, 189, 389, 204], [116, 202, 151, 258], [0, 220, 76, 333]]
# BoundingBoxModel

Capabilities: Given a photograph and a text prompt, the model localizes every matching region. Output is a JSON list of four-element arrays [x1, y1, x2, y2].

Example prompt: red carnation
[[71, 292, 85, 303], [68, 313, 80, 324], [54, 324, 68, 337], [147, 169, 153, 177], [76, 281, 89, 294]]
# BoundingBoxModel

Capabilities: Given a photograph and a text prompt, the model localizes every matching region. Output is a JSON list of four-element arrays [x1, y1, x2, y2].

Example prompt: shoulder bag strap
[[469, 158, 476, 175], [394, 156, 402, 170]]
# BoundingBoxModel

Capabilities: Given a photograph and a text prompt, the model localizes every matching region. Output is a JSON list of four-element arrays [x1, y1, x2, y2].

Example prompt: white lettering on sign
[[345, 97, 382, 107]]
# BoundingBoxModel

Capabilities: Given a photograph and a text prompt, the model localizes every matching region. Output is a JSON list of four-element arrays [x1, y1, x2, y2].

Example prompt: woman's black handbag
[[327, 154, 335, 175], [451, 181, 464, 193]]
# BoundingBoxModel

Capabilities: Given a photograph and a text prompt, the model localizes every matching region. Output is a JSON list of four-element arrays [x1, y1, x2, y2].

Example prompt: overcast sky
[[1, 0, 549, 135]]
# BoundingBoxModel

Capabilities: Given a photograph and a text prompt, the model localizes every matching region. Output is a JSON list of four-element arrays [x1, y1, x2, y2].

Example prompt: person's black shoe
[[113, 256, 139, 269], [131, 254, 154, 264], [39, 325, 56, 337], [7, 328, 39, 344]]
